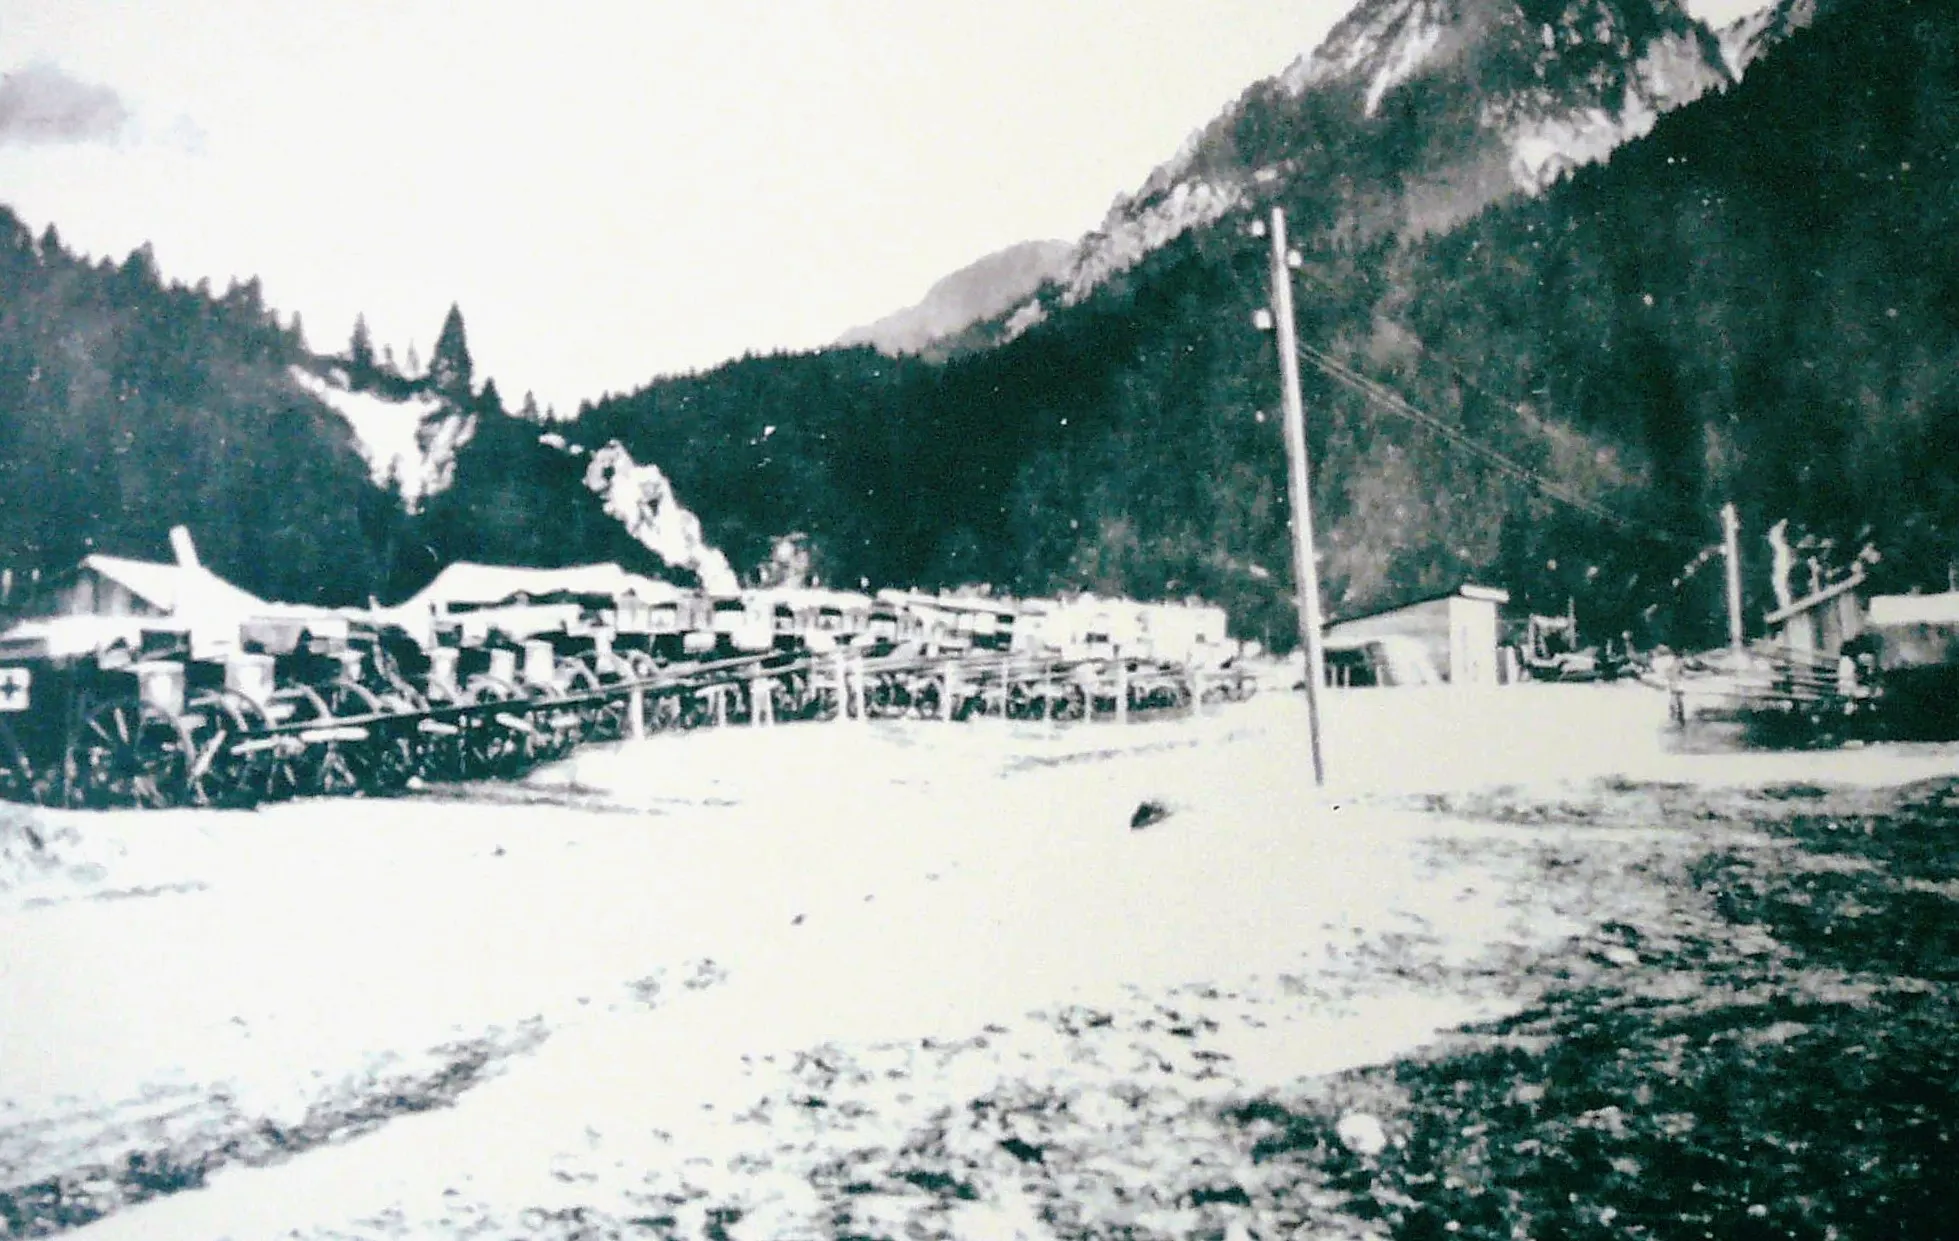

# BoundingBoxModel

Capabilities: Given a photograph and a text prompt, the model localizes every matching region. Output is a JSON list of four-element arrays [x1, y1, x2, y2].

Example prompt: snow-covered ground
[[3, 684, 1952, 1239]]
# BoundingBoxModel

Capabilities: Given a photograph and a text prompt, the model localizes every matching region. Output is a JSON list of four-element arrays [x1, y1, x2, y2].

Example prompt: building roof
[[401, 562, 683, 614], [1763, 567, 1868, 627], [1325, 582, 1510, 629], [82, 553, 271, 617], [1867, 589, 1959, 628]]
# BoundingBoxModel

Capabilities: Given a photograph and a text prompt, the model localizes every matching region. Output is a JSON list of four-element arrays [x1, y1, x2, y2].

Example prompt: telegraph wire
[[1218, 238, 1709, 563], [1292, 338, 1694, 548]]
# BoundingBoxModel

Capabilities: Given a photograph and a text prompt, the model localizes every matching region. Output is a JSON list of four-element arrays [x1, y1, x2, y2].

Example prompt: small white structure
[[1321, 583, 1510, 687], [1864, 588, 1959, 671]]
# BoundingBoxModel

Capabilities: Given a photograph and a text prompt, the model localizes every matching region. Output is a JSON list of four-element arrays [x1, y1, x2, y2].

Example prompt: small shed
[[1321, 583, 1510, 686], [1862, 590, 1959, 671], [1764, 568, 1867, 661]]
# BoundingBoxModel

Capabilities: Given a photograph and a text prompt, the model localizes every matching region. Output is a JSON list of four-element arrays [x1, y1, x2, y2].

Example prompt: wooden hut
[[1321, 584, 1510, 686]]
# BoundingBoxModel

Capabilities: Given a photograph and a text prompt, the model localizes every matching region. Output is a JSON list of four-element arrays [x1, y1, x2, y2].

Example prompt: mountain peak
[[1001, 0, 1734, 328], [837, 239, 1074, 356]]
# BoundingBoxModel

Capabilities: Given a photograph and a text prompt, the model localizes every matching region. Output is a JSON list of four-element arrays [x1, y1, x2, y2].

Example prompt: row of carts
[[0, 615, 1255, 811]]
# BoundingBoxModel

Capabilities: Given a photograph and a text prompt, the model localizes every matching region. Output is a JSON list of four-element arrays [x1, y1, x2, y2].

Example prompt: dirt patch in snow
[[1, 1021, 548, 1238]]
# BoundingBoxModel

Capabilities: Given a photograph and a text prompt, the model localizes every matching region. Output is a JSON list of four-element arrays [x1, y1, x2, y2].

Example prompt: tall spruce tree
[[348, 313, 377, 383], [429, 302, 473, 398]]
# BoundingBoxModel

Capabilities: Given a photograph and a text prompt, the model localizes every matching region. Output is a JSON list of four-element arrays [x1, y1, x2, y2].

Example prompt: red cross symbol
[[0, 667, 29, 712]]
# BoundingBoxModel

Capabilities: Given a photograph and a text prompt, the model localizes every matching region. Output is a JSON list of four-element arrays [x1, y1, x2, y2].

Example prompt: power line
[[1293, 339, 1692, 547], [1219, 239, 1697, 550]]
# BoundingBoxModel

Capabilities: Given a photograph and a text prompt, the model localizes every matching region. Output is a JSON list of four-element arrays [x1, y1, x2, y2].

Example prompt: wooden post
[[1721, 502, 1745, 651], [833, 650, 850, 722], [1115, 659, 1129, 725], [1265, 205, 1329, 785], [942, 660, 959, 722], [628, 684, 646, 739]]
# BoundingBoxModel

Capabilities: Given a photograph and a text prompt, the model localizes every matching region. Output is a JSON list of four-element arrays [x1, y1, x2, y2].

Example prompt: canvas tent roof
[[402, 563, 682, 615]]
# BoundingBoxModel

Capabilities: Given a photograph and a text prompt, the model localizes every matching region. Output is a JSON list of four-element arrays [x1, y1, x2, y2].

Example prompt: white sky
[[2, 1, 1772, 412]]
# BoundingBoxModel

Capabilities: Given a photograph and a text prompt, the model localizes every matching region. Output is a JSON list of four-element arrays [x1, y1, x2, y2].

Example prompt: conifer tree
[[429, 302, 474, 397], [349, 314, 377, 382]]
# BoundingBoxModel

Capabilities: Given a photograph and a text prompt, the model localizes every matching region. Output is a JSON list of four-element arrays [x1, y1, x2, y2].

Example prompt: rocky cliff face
[[994, 0, 1736, 340], [581, 441, 739, 594]]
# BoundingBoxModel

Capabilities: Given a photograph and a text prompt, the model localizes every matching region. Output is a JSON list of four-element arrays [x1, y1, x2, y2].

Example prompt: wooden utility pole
[[1720, 501, 1744, 651], [1264, 206, 1329, 786]]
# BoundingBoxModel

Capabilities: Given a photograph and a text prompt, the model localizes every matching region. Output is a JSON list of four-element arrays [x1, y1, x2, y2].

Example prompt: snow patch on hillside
[[582, 441, 739, 595], [1717, 0, 1822, 79], [1503, 29, 1728, 189], [289, 368, 465, 511], [1279, 0, 1446, 106]]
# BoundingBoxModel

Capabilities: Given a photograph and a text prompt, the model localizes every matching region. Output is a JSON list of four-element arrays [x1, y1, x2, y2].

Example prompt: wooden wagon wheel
[[522, 680, 582, 765], [458, 675, 528, 780], [643, 687, 685, 733], [258, 684, 332, 802], [623, 650, 661, 680], [678, 684, 721, 730], [182, 689, 271, 809], [1049, 681, 1089, 723], [0, 720, 40, 807], [316, 680, 412, 796], [558, 661, 621, 746], [70, 697, 194, 809]]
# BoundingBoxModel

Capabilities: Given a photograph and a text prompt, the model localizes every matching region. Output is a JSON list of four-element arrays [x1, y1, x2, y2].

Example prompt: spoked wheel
[[679, 686, 721, 730], [1050, 682, 1089, 723], [413, 689, 479, 784], [895, 676, 935, 720], [0, 720, 43, 807], [315, 681, 419, 796], [1006, 681, 1044, 721], [182, 690, 271, 809], [870, 673, 918, 719], [459, 676, 528, 780], [770, 674, 815, 722], [640, 690, 681, 733], [582, 689, 630, 743], [623, 651, 662, 680], [71, 698, 194, 809], [561, 663, 624, 745], [521, 684, 583, 766], [258, 685, 322, 802]]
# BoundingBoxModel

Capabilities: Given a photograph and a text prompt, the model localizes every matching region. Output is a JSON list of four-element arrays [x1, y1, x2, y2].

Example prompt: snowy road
[[5, 686, 1954, 1238]]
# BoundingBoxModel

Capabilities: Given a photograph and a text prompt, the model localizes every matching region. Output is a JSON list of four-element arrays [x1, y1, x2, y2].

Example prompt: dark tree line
[[0, 213, 389, 606]]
